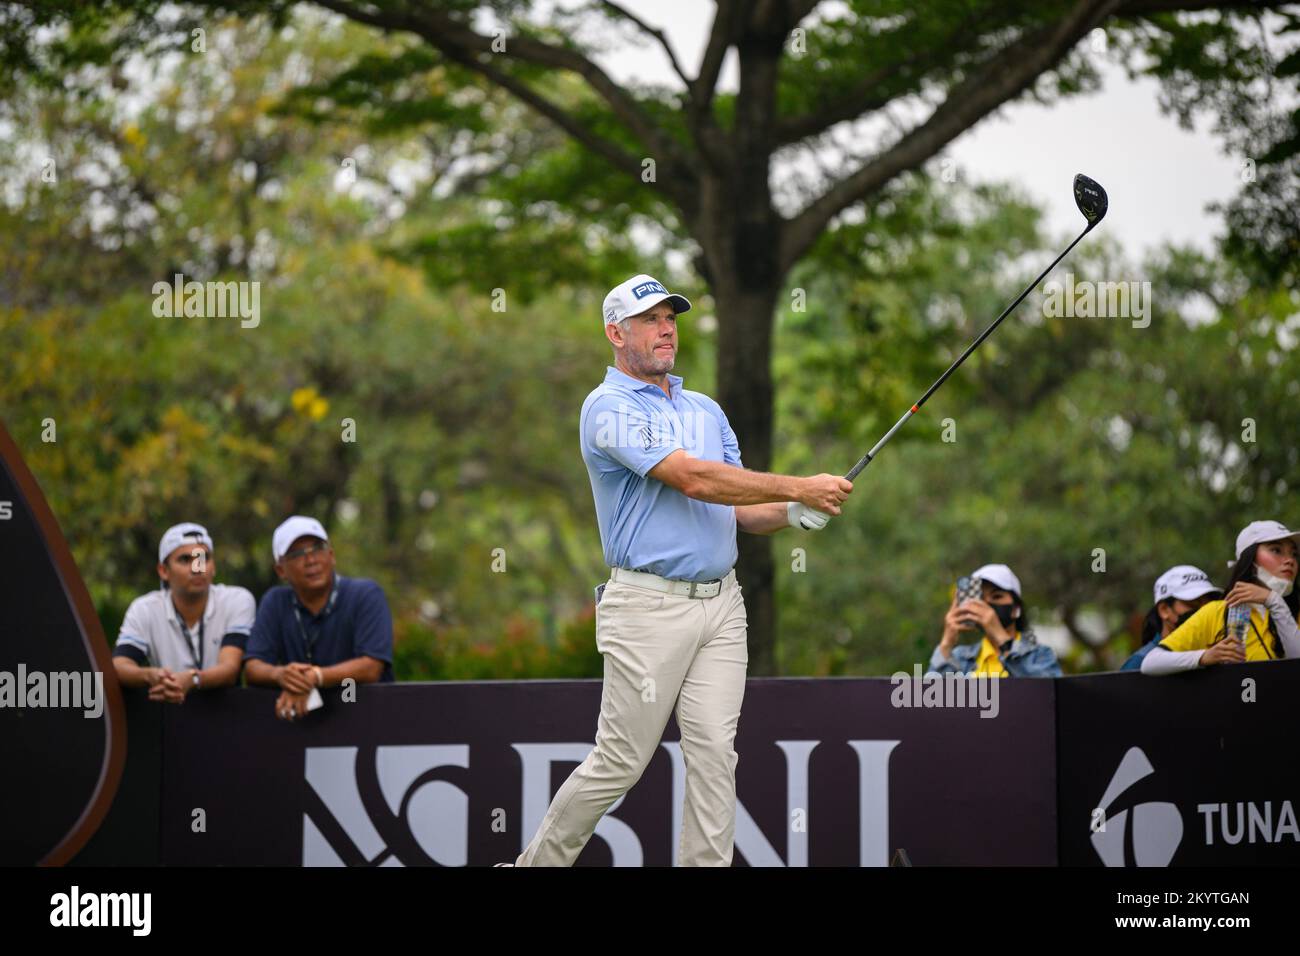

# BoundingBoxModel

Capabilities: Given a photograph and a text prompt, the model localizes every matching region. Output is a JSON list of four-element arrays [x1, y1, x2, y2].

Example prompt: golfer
[[510, 273, 852, 867]]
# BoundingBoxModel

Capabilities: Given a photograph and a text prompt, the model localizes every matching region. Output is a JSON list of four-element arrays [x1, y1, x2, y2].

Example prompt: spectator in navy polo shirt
[[245, 516, 394, 720]]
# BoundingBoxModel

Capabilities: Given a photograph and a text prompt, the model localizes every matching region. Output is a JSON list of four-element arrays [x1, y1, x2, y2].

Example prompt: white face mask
[[1254, 564, 1294, 597]]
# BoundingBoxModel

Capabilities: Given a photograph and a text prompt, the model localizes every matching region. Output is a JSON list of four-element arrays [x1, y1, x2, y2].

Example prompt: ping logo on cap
[[632, 280, 667, 299]]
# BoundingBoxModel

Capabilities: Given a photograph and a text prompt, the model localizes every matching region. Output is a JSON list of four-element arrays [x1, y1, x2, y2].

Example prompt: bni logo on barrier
[[303, 745, 469, 867], [1090, 746, 1183, 867]]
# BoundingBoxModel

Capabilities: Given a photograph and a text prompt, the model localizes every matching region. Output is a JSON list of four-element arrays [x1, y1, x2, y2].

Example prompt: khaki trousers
[[516, 569, 748, 867]]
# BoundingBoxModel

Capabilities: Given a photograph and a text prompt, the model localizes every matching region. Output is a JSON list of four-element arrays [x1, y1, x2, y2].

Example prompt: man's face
[[608, 302, 677, 376], [159, 543, 214, 597], [276, 535, 335, 592]]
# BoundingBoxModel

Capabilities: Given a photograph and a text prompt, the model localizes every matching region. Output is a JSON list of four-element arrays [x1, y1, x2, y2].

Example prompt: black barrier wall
[[1057, 659, 1300, 866], [77, 676, 1056, 866], [63, 662, 1300, 867], [0, 422, 126, 866]]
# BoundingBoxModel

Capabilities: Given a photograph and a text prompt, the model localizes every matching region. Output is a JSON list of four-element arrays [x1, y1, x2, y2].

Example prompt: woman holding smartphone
[[1141, 520, 1300, 675], [928, 563, 1062, 677]]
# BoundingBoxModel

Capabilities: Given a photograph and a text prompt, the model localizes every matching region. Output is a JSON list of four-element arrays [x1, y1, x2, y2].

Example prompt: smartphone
[[955, 575, 982, 627]]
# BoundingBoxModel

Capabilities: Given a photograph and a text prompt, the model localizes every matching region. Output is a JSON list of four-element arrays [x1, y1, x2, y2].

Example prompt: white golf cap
[[1152, 565, 1220, 605], [273, 515, 329, 563], [158, 522, 213, 565], [602, 274, 691, 328], [1235, 520, 1300, 560], [971, 563, 1022, 599]]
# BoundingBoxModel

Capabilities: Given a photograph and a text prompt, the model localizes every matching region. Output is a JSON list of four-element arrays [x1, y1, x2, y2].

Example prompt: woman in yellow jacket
[[1142, 520, 1300, 675]]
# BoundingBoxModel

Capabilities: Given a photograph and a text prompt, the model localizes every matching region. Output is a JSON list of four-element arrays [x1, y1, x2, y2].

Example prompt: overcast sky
[[574, 1, 1246, 259]]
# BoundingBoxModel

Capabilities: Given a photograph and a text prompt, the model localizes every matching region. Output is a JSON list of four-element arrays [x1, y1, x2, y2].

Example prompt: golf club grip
[[845, 454, 872, 481]]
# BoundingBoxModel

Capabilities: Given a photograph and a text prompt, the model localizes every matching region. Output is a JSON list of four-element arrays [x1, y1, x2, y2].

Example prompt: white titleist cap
[[602, 274, 691, 328], [1234, 520, 1300, 560], [158, 522, 213, 565], [970, 563, 1022, 599], [273, 515, 329, 563], [1153, 565, 1220, 605]]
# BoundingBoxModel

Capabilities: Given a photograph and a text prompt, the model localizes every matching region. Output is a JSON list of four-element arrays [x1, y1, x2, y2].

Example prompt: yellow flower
[[290, 386, 318, 413], [290, 386, 329, 421]]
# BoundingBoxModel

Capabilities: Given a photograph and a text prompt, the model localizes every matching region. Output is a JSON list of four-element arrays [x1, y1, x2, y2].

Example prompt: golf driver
[[838, 173, 1108, 484]]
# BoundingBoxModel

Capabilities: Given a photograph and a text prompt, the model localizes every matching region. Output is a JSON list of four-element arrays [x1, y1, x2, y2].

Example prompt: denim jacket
[[1120, 638, 1161, 671], [927, 629, 1062, 677]]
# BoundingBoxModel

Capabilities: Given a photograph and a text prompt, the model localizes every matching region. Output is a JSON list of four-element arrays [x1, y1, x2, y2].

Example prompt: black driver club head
[[1073, 173, 1108, 229]]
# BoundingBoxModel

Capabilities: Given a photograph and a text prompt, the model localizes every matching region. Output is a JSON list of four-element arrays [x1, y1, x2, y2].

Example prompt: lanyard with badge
[[175, 610, 205, 670], [291, 580, 338, 664], [292, 606, 318, 664]]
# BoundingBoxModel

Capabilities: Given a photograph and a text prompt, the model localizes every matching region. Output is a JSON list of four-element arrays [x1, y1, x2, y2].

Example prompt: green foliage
[[395, 606, 600, 680], [773, 207, 1299, 675], [2, 6, 1296, 681]]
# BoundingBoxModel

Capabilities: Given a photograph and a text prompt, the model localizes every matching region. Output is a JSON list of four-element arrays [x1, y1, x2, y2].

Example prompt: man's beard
[[630, 342, 675, 375]]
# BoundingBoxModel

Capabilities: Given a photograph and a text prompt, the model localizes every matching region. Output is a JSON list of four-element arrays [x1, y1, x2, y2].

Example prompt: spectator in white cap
[[1142, 520, 1300, 675], [506, 273, 852, 868], [928, 563, 1061, 677], [1120, 566, 1222, 671], [112, 522, 255, 702], [244, 515, 394, 720]]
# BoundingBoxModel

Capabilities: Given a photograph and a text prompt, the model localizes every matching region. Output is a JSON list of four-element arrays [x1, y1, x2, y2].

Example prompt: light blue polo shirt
[[580, 366, 742, 582]]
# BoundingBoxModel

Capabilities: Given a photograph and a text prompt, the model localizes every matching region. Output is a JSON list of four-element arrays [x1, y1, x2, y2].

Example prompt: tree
[[3, 0, 1296, 672], [0, 17, 637, 661]]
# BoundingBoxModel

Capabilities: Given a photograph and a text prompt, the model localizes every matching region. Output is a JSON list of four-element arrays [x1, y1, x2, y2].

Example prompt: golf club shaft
[[844, 222, 1095, 481]]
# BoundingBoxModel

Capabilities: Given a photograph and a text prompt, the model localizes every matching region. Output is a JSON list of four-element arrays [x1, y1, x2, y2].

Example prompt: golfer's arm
[[735, 503, 791, 535], [650, 451, 803, 506]]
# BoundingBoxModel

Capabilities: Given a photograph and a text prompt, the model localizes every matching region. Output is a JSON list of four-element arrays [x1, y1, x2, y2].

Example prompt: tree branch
[[774, 7, 993, 145], [694, 0, 741, 114], [597, 0, 691, 90], [776, 61, 907, 146], [312, 0, 696, 181], [1117, 0, 1288, 14], [779, 0, 1123, 272]]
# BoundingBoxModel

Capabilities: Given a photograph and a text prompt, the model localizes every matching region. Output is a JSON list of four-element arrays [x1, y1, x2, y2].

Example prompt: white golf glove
[[787, 502, 831, 531]]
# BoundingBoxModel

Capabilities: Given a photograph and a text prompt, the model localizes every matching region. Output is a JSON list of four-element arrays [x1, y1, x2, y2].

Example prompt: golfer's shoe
[[493, 862, 515, 867]]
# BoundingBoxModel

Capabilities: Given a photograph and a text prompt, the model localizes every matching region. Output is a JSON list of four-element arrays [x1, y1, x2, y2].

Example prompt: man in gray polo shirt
[[113, 522, 254, 703], [510, 274, 852, 867]]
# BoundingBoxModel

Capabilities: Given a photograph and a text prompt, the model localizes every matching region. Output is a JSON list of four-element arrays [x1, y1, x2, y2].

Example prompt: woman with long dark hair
[[1142, 521, 1300, 675], [1120, 566, 1221, 671]]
